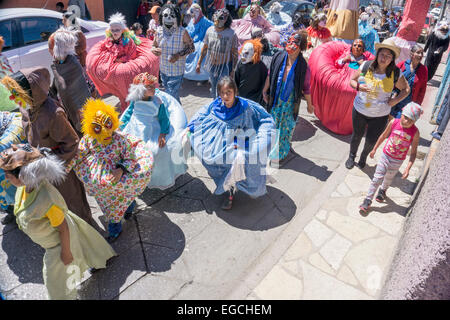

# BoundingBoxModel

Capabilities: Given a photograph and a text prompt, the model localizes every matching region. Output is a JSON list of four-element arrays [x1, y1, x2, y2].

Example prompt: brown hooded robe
[[19, 67, 93, 225]]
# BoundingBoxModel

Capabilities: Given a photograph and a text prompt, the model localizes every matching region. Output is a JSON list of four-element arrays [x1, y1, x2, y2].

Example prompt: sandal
[[221, 188, 234, 210]]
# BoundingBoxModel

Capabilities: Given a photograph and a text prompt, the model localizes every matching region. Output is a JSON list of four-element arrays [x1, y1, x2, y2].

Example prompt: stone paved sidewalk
[[248, 147, 426, 300], [240, 61, 444, 300]]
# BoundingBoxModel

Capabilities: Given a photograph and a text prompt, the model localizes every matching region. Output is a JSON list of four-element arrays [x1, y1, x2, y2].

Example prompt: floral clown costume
[[67, 99, 153, 241]]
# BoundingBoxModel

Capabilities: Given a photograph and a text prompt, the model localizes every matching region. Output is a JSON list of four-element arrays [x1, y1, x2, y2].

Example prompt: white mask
[[319, 20, 326, 27], [191, 7, 201, 21], [240, 43, 254, 64], [162, 8, 177, 30]]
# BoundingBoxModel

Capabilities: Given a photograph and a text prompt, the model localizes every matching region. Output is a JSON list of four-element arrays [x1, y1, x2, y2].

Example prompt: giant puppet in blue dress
[[184, 3, 214, 81], [186, 76, 276, 210]]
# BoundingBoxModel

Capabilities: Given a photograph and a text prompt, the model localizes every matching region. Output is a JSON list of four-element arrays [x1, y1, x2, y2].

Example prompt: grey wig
[[19, 148, 67, 189]]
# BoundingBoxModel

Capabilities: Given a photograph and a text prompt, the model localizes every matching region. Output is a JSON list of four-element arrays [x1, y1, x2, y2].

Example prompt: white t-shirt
[[354, 64, 397, 118]]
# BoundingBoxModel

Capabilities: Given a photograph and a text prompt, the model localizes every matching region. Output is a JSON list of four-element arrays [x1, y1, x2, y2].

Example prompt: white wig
[[317, 12, 327, 21], [53, 27, 77, 61], [19, 149, 66, 190], [270, 2, 282, 14], [109, 12, 127, 30], [126, 84, 147, 102], [434, 20, 449, 39]]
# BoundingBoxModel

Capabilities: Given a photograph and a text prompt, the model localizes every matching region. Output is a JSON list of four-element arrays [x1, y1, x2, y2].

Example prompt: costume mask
[[82, 99, 120, 145], [318, 20, 326, 28], [189, 6, 201, 22], [135, 72, 158, 97], [351, 40, 364, 57], [249, 5, 259, 19], [213, 9, 229, 29], [286, 34, 301, 55], [240, 42, 254, 64], [162, 7, 177, 30], [108, 12, 127, 40]]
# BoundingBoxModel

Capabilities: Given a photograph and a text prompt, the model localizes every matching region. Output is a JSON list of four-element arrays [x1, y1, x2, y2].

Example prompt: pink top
[[383, 118, 418, 160]]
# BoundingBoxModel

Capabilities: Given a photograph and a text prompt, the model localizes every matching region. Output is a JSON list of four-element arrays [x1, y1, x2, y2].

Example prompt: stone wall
[[381, 122, 450, 299]]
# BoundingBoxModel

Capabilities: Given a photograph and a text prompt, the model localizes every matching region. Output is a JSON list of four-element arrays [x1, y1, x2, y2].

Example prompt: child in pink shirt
[[359, 102, 422, 215]]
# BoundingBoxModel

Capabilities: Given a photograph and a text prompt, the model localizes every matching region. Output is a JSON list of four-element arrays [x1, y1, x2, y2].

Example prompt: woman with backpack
[[345, 38, 410, 170]]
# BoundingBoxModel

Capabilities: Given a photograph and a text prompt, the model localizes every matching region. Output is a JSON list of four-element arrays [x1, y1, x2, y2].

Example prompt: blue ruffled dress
[[120, 89, 188, 190], [188, 97, 276, 197], [358, 20, 379, 55], [184, 16, 214, 81]]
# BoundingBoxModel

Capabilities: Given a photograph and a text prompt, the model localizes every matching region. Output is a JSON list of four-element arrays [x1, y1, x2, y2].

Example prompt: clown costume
[[67, 99, 153, 241]]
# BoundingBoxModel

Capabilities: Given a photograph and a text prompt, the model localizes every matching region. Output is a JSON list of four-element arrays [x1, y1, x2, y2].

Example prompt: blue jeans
[[160, 73, 183, 103], [209, 62, 232, 99]]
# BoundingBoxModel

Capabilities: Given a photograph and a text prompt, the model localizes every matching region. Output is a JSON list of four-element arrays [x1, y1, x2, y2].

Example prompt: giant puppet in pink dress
[[391, 0, 432, 63], [231, 3, 280, 48], [309, 40, 375, 135], [86, 13, 159, 112]]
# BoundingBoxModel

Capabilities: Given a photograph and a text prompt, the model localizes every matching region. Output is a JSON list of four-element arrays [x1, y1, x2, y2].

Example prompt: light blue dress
[[184, 16, 213, 81], [120, 89, 188, 190], [188, 97, 276, 197], [358, 20, 380, 55]]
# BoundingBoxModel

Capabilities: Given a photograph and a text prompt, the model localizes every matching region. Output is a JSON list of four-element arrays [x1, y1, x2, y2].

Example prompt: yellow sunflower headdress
[[81, 99, 120, 145]]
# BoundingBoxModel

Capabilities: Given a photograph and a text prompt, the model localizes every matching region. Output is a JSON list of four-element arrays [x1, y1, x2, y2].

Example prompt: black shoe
[[345, 154, 356, 169], [1, 213, 14, 225], [359, 198, 372, 215], [375, 189, 387, 202], [356, 159, 366, 169], [88, 268, 99, 274], [357, 155, 367, 169]]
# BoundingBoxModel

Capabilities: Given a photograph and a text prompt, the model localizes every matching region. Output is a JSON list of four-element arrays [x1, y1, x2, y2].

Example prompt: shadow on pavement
[[311, 119, 352, 144], [78, 209, 185, 300], [291, 117, 318, 142], [427, 79, 441, 88], [419, 136, 432, 147], [281, 149, 333, 182], [1, 225, 45, 293], [206, 185, 296, 231], [368, 197, 409, 217]]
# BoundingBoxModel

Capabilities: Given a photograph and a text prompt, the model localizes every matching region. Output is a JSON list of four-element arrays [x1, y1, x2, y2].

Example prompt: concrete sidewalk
[[230, 61, 445, 300]]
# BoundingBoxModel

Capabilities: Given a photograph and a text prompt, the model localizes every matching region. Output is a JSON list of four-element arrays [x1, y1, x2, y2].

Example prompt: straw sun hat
[[374, 38, 401, 60]]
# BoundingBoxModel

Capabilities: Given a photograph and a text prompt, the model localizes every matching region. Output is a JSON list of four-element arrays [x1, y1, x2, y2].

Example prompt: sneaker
[[221, 188, 234, 210], [106, 221, 122, 243], [221, 194, 233, 210], [431, 131, 442, 141], [345, 154, 356, 169], [376, 189, 387, 202], [359, 198, 372, 215]]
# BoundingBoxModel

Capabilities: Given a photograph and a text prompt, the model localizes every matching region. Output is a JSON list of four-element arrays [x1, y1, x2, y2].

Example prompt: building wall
[[381, 120, 450, 299], [0, 0, 105, 21]]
